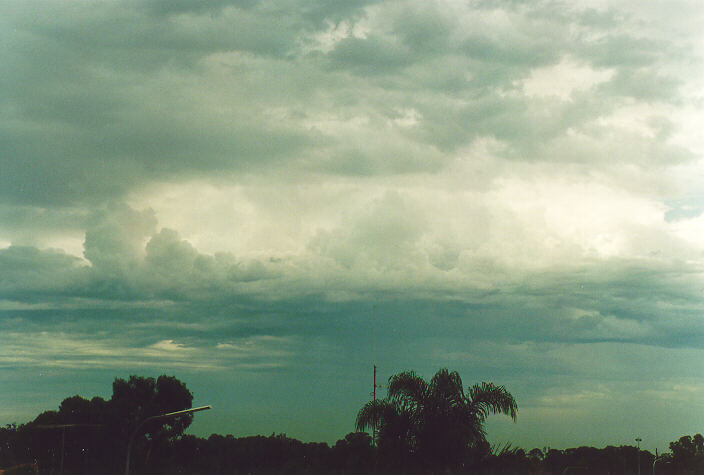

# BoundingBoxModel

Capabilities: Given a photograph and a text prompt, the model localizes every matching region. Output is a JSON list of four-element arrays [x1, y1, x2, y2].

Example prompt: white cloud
[[150, 339, 187, 352], [0, 331, 296, 371], [521, 56, 614, 100], [304, 18, 371, 53]]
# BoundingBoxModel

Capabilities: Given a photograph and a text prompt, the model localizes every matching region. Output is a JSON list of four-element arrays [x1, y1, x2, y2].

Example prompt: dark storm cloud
[[326, 35, 414, 75], [140, 0, 259, 17], [2, 0, 692, 208], [2, 200, 703, 353], [0, 246, 84, 302], [0, 205, 93, 240], [1, 2, 312, 206]]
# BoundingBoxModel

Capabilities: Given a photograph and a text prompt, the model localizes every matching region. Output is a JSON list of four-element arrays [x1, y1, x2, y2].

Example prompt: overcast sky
[[2, 0, 704, 451]]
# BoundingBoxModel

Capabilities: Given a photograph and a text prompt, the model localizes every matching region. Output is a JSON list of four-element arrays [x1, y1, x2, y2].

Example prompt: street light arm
[[125, 405, 211, 475], [155, 405, 212, 419], [129, 405, 211, 445], [652, 455, 666, 475]]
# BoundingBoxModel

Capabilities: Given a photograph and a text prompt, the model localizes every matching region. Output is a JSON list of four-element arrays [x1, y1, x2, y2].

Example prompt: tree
[[669, 434, 704, 473], [109, 375, 194, 473], [355, 368, 517, 472], [0, 375, 195, 474], [109, 375, 193, 438], [331, 432, 375, 473]]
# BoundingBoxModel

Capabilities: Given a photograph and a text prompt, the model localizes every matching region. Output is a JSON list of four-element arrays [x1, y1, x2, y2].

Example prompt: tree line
[[0, 370, 701, 474]]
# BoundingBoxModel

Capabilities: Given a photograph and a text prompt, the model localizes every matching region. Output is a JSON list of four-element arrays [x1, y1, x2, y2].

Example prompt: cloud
[[3, 157, 704, 337], [0, 246, 85, 302], [520, 57, 614, 100], [309, 191, 426, 270], [3, 0, 704, 449], [3, 0, 698, 208], [150, 339, 188, 352], [83, 205, 157, 271], [0, 322, 296, 371]]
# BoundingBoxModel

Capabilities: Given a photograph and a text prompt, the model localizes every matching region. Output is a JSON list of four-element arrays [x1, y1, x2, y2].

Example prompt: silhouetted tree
[[3, 375, 194, 474], [14, 372, 704, 474], [331, 432, 375, 473], [355, 368, 517, 473], [669, 434, 704, 474], [539, 445, 656, 475], [481, 444, 533, 474], [109, 374, 194, 474]]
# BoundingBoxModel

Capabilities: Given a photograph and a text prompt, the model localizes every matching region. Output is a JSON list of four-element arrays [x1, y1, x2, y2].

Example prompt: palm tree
[[356, 368, 517, 472]]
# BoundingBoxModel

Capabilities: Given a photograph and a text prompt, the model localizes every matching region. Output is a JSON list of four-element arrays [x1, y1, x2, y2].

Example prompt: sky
[[2, 0, 704, 453]]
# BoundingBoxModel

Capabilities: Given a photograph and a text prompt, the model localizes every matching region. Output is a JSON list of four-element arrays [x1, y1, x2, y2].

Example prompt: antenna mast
[[372, 364, 385, 443], [373, 364, 377, 442]]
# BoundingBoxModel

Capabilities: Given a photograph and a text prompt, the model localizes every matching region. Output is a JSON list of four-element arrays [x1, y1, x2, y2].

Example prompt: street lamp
[[635, 437, 642, 475], [124, 405, 211, 475], [652, 448, 664, 475]]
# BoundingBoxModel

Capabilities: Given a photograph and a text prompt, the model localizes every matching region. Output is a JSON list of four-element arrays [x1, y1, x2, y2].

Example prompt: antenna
[[372, 364, 386, 397], [372, 303, 377, 364], [373, 364, 378, 443], [371, 364, 385, 443], [370, 304, 384, 444]]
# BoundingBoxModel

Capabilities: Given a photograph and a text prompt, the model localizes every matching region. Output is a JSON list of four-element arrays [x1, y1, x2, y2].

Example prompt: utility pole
[[373, 365, 377, 443], [372, 365, 384, 444], [636, 437, 642, 475]]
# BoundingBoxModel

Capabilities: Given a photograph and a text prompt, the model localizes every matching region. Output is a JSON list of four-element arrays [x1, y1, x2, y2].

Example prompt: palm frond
[[355, 399, 395, 432], [429, 368, 465, 402], [467, 382, 518, 421], [356, 368, 518, 471], [491, 441, 519, 457], [387, 371, 428, 407]]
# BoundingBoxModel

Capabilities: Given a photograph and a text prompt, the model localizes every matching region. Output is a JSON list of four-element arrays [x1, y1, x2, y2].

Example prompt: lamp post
[[652, 448, 660, 475], [124, 405, 211, 475], [635, 437, 642, 475]]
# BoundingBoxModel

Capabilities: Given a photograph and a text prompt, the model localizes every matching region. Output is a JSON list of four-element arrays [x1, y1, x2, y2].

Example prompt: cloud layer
[[2, 0, 704, 450]]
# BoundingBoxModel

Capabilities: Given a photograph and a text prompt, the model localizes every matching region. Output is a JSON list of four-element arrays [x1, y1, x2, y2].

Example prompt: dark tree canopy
[[110, 374, 194, 441], [19, 374, 194, 474], [355, 368, 518, 472], [1, 372, 701, 474]]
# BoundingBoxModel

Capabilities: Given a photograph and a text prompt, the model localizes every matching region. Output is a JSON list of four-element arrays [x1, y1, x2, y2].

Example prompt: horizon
[[4, 366, 696, 455], [2, 0, 704, 458]]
